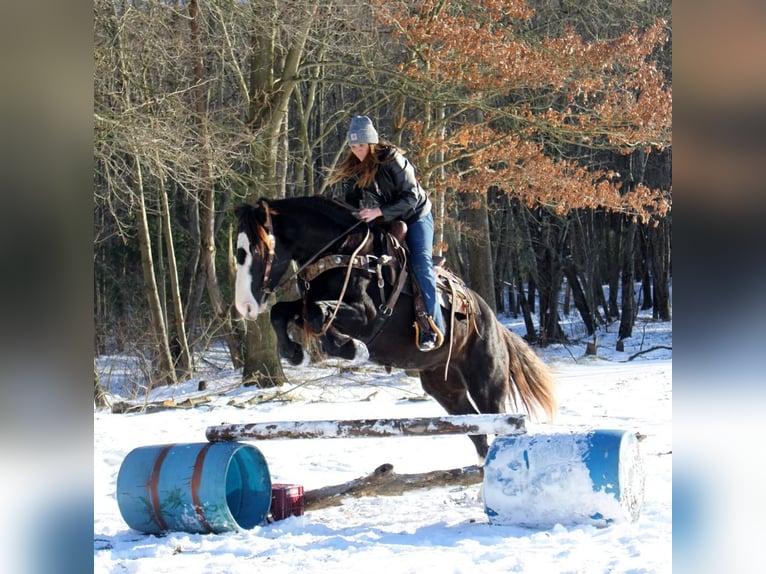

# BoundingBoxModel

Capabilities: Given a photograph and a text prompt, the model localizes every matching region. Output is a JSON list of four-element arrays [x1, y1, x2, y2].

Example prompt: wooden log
[[111, 396, 211, 414], [205, 413, 526, 442], [303, 463, 484, 511]]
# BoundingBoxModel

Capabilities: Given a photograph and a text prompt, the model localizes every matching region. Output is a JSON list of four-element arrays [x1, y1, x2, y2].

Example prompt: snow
[[94, 311, 672, 573]]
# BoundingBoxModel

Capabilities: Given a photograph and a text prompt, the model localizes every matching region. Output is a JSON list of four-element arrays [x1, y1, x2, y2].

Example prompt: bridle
[[250, 199, 365, 301], [258, 203, 275, 300]]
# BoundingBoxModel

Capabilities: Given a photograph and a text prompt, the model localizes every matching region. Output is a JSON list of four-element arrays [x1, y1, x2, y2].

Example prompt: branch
[[304, 463, 483, 511], [627, 345, 672, 361]]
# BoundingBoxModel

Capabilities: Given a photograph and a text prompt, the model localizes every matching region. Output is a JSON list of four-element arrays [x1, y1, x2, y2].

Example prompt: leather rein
[[254, 199, 408, 339]]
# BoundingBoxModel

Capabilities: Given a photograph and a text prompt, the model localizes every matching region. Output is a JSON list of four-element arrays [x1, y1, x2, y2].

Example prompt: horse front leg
[[319, 328, 365, 361], [305, 300, 368, 361], [270, 300, 307, 365]]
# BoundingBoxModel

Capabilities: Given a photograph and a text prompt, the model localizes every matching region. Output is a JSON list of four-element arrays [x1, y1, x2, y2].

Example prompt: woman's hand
[[357, 207, 383, 222]]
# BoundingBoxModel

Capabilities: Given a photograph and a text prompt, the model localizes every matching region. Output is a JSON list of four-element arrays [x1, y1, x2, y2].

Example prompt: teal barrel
[[483, 430, 644, 528], [116, 442, 272, 534]]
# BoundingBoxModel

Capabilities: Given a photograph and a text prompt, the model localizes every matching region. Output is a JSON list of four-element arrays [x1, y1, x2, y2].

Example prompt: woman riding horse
[[327, 116, 445, 352]]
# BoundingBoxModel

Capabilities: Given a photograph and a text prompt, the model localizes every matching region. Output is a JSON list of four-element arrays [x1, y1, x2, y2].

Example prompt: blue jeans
[[405, 212, 445, 335]]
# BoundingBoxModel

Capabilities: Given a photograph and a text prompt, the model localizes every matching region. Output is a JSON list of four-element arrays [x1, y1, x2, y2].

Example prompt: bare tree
[[239, 0, 323, 386], [93, 0, 672, 382]]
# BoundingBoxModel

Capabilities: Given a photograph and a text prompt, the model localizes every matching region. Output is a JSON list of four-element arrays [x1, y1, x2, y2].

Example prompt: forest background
[[93, 0, 672, 393], [7, 2, 766, 574]]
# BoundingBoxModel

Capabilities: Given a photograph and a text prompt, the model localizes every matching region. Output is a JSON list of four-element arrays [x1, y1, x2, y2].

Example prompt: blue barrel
[[483, 429, 644, 528], [116, 442, 271, 534]]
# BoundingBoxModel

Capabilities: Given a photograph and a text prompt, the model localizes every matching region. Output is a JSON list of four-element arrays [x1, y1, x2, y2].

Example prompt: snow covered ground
[[94, 312, 672, 573]]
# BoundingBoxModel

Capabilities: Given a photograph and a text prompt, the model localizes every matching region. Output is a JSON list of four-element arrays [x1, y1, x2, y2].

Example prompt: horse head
[[234, 199, 291, 320], [234, 196, 365, 320]]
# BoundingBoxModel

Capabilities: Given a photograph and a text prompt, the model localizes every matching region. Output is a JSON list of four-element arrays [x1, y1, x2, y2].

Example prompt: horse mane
[[234, 203, 274, 255], [269, 196, 359, 230]]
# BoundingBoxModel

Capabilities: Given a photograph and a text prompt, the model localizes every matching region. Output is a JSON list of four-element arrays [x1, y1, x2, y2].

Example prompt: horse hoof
[[286, 351, 309, 367], [281, 344, 306, 366], [351, 341, 369, 363]]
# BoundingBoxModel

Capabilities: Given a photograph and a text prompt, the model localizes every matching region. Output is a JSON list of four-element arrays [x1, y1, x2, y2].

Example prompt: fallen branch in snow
[[303, 463, 484, 510], [627, 345, 672, 361], [111, 396, 211, 414]]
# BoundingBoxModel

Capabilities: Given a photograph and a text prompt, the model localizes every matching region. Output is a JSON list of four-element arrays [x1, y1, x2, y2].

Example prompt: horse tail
[[499, 325, 558, 422]]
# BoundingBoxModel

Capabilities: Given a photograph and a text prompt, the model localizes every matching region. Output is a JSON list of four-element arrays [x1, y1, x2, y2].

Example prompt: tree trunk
[[607, 214, 622, 319], [190, 0, 244, 370], [243, 312, 286, 387], [513, 253, 537, 341], [539, 249, 564, 344], [432, 104, 447, 258], [94, 360, 109, 408], [158, 167, 192, 379], [618, 220, 638, 341], [442, 191, 466, 277], [595, 282, 609, 324], [489, 191, 514, 315], [537, 214, 567, 344], [641, 266, 653, 310], [563, 261, 596, 335], [133, 156, 177, 388], [650, 218, 672, 321], [573, 209, 607, 327], [515, 203, 539, 316], [241, 1, 320, 385], [293, 61, 323, 196], [638, 229, 653, 310], [461, 191, 497, 312], [180, 182, 202, 337]]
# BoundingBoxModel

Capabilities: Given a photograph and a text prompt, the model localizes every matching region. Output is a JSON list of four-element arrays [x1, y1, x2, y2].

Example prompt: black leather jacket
[[342, 146, 431, 225]]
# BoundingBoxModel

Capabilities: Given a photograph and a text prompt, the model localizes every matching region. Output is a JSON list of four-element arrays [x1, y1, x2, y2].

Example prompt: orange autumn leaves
[[373, 0, 671, 223]]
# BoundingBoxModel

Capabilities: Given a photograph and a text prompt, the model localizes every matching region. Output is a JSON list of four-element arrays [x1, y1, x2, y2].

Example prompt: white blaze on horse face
[[235, 231, 264, 320]]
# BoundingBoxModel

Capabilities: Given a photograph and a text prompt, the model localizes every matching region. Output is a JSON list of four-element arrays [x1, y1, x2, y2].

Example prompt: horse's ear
[[234, 204, 247, 221], [256, 197, 273, 221], [234, 199, 264, 219], [234, 203, 261, 227], [234, 200, 270, 227]]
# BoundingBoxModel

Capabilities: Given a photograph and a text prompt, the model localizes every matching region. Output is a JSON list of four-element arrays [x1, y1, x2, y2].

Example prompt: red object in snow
[[270, 484, 304, 521]]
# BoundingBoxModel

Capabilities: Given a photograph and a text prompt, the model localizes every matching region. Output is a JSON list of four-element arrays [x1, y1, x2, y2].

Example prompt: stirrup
[[418, 330, 438, 352], [413, 316, 444, 352]]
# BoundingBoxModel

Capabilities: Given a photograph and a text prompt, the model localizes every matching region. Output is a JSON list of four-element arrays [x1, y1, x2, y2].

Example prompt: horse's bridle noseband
[[252, 200, 276, 303]]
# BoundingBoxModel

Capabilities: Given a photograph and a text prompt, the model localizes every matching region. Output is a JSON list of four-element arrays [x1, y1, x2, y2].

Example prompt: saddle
[[378, 221, 475, 335], [297, 218, 475, 346]]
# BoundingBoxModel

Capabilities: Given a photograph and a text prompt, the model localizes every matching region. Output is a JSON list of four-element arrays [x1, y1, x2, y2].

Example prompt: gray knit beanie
[[347, 115, 379, 145]]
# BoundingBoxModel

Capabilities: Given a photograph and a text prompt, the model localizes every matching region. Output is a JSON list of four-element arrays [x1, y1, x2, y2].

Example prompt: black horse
[[234, 196, 557, 459]]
